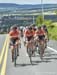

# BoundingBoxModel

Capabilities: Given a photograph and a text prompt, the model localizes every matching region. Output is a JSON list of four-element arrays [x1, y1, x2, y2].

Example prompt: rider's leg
[[19, 39, 21, 48], [45, 35, 48, 48], [24, 36, 26, 46], [16, 40, 19, 56], [26, 41, 29, 53], [11, 46, 14, 62]]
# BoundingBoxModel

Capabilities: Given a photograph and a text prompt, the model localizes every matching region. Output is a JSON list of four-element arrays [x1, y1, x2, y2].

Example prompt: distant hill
[[0, 3, 19, 8], [0, 3, 57, 9]]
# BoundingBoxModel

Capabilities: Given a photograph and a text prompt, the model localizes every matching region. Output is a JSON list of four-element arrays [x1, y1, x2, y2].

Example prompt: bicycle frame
[[38, 39, 45, 60], [27, 39, 35, 64]]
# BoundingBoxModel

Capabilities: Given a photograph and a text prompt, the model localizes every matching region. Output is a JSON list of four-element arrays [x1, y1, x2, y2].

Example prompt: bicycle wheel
[[39, 43, 45, 60], [19, 43, 21, 48], [14, 48, 17, 66], [17, 45, 19, 56], [36, 45, 39, 54], [27, 48, 32, 64]]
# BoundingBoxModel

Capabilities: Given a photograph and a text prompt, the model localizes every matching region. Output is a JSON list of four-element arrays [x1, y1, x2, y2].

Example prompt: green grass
[[48, 23, 57, 40], [52, 22, 57, 26]]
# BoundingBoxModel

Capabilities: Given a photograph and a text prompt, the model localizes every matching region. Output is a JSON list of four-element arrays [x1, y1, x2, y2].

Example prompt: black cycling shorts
[[27, 36, 33, 41], [38, 35, 45, 40], [10, 38, 19, 45]]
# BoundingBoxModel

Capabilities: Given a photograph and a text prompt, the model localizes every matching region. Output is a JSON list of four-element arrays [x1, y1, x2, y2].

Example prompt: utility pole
[[41, 0, 44, 21], [33, 16, 35, 24]]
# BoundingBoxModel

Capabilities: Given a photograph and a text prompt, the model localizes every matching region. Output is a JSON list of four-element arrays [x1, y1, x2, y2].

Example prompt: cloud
[[0, 0, 57, 4]]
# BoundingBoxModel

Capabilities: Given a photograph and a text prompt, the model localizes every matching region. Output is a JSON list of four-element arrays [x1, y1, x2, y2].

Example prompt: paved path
[[0, 35, 57, 75]]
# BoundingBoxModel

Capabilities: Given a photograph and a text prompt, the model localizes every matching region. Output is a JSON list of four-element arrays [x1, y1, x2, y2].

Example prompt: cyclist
[[23, 26, 28, 46], [21, 28, 23, 38], [35, 26, 46, 58], [32, 24, 37, 36], [35, 26, 45, 41], [35, 26, 45, 48], [41, 25, 49, 48], [25, 26, 35, 54], [42, 25, 49, 41], [9, 25, 20, 62]]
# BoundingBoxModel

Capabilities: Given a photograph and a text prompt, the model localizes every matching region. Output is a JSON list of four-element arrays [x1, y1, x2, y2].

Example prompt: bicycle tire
[[14, 48, 17, 67], [17, 45, 19, 56], [27, 48, 32, 64], [38, 43, 45, 60]]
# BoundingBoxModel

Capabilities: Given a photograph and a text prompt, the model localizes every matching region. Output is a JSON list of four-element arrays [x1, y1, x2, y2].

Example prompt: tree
[[36, 15, 52, 28], [54, 10, 57, 15], [36, 15, 44, 27], [44, 20, 52, 27]]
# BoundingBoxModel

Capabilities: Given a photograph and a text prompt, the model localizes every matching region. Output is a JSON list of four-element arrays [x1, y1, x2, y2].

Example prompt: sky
[[0, 0, 57, 4]]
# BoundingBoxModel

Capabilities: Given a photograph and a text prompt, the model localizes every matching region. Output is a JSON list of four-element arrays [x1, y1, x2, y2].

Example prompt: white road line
[[47, 46, 57, 53], [26, 46, 57, 56], [26, 53, 28, 56]]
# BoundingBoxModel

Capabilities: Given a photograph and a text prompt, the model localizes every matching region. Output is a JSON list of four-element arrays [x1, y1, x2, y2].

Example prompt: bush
[[36, 15, 44, 27]]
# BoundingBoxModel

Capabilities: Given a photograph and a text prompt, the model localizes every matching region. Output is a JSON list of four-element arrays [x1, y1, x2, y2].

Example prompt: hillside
[[0, 3, 57, 9]]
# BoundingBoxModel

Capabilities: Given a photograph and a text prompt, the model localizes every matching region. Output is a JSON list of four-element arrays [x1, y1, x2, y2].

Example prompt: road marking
[[26, 46, 57, 56], [0, 36, 10, 75], [0, 35, 8, 64], [47, 46, 57, 53], [26, 53, 28, 56]]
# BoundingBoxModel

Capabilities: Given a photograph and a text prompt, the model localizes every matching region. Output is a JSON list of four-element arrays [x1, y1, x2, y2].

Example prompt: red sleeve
[[16, 30, 20, 35], [25, 30, 29, 36], [9, 31, 13, 36], [35, 31, 39, 34]]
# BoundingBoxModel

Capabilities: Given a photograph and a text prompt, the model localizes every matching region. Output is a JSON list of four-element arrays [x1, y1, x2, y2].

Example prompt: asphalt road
[[0, 34, 6, 54], [0, 34, 57, 75], [0, 34, 7, 73]]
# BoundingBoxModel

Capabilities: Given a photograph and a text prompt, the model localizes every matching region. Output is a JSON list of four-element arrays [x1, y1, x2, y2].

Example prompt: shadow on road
[[44, 53, 57, 57], [44, 57, 57, 61], [14, 56, 57, 67], [15, 59, 52, 67], [14, 50, 57, 67], [15, 63, 38, 67], [32, 51, 57, 59], [32, 60, 51, 64], [44, 53, 57, 61]]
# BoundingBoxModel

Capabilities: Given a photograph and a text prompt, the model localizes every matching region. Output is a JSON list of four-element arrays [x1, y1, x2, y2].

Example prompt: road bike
[[10, 40, 20, 66], [38, 39, 46, 60], [26, 39, 35, 64], [12, 43, 20, 66]]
